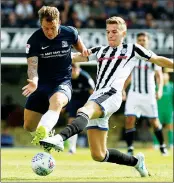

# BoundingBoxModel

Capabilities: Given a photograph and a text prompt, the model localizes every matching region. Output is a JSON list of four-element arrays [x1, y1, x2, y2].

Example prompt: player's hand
[[22, 79, 38, 97], [71, 52, 80, 59], [81, 49, 91, 57], [156, 90, 163, 100]]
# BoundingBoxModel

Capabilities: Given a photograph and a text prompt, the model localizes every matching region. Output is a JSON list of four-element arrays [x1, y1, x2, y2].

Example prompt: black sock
[[103, 149, 138, 166], [125, 128, 136, 148], [154, 127, 164, 146], [60, 112, 89, 141]]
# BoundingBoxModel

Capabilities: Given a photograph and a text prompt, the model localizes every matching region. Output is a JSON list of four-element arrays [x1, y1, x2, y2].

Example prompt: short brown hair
[[137, 32, 150, 39], [106, 16, 127, 31], [38, 6, 60, 23]]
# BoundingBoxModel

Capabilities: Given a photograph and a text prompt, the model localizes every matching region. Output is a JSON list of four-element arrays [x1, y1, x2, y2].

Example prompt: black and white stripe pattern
[[138, 60, 142, 93], [130, 59, 161, 94], [90, 43, 153, 92], [96, 48, 118, 90], [94, 87, 117, 104], [95, 46, 110, 88]]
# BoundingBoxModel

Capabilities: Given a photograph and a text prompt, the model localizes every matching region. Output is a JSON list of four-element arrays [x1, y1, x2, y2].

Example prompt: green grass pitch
[[1, 147, 173, 182]]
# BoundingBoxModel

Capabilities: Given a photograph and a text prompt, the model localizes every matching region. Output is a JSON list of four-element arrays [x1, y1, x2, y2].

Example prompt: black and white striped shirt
[[89, 43, 154, 92], [130, 58, 161, 94]]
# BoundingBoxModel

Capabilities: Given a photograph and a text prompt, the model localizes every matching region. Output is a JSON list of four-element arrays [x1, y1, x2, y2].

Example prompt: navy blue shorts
[[66, 99, 86, 117], [25, 81, 72, 114]]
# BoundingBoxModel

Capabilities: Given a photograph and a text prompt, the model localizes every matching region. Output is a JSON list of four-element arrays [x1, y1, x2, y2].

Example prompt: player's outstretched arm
[[73, 36, 90, 56], [149, 55, 173, 69], [22, 56, 38, 97], [71, 51, 90, 63]]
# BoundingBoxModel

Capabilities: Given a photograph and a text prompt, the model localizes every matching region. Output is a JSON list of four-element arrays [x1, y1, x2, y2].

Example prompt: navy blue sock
[[125, 128, 136, 147], [154, 126, 164, 146]]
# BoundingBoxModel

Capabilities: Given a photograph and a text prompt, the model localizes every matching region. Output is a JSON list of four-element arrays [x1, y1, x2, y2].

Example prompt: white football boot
[[134, 152, 149, 177], [40, 134, 64, 152]]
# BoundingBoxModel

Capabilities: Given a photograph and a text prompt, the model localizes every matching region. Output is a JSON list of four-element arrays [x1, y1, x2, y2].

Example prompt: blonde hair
[[38, 6, 60, 23], [106, 16, 127, 31]]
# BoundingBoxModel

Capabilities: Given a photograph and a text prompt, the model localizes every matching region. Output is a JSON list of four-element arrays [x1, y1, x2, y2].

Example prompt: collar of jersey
[[111, 42, 125, 49]]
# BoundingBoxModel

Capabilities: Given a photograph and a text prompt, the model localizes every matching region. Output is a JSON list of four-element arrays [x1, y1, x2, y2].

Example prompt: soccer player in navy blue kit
[[66, 63, 95, 154], [22, 6, 89, 147]]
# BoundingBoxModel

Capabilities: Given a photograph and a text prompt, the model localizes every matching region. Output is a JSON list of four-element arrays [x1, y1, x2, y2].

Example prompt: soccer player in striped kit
[[40, 17, 173, 177], [123, 32, 168, 156]]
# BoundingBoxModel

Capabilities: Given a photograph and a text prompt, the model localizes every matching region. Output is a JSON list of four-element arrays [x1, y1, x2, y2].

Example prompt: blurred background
[[1, 0, 173, 149]]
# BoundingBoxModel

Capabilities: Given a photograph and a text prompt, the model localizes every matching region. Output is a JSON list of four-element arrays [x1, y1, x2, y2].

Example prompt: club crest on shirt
[[121, 48, 127, 54], [62, 41, 68, 47]]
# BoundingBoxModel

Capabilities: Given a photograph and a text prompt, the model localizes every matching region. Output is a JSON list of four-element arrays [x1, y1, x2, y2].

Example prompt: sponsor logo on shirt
[[41, 46, 49, 49], [98, 56, 127, 62]]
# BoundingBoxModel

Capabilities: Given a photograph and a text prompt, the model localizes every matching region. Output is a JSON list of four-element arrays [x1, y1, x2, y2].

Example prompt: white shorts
[[124, 91, 158, 118], [86, 87, 122, 131]]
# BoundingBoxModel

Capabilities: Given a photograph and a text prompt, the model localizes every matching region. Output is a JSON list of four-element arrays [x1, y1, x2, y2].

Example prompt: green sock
[[167, 130, 173, 145], [152, 134, 159, 145]]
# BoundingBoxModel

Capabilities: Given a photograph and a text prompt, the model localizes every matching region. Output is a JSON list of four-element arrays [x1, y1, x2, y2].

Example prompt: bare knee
[[149, 118, 160, 129], [49, 93, 68, 111], [49, 100, 64, 111], [77, 107, 88, 116], [125, 116, 136, 129], [90, 150, 106, 162]]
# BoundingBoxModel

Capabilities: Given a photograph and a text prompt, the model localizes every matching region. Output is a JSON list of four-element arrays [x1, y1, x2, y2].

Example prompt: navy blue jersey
[[26, 25, 78, 84], [71, 69, 95, 102]]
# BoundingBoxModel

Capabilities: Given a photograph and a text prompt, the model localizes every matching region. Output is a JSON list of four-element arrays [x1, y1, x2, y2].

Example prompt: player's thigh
[[49, 92, 69, 111], [87, 129, 108, 161], [81, 88, 122, 120], [77, 100, 103, 119], [24, 109, 42, 131], [49, 84, 72, 111]]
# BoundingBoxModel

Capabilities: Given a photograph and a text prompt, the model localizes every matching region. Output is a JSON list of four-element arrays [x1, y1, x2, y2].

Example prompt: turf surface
[[1, 147, 173, 182]]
